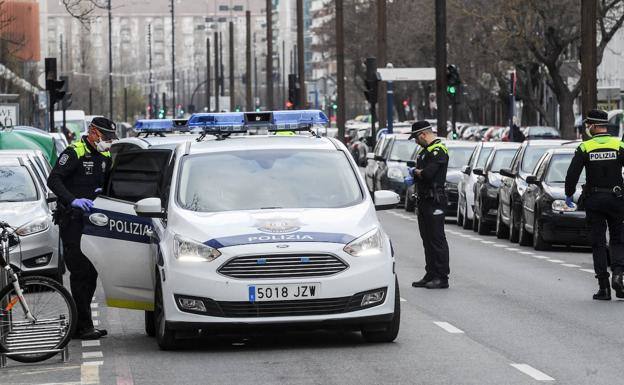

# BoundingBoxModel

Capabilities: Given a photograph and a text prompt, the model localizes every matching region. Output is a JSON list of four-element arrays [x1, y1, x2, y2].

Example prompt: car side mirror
[[461, 165, 471, 175], [374, 155, 386, 162], [46, 192, 57, 203], [374, 190, 400, 210], [500, 168, 515, 178], [366, 152, 375, 160], [525, 175, 541, 186], [472, 168, 484, 176], [406, 160, 416, 168], [134, 197, 165, 218]]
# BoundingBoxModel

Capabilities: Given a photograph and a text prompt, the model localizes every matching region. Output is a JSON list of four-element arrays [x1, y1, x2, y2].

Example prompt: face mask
[[96, 140, 112, 152], [584, 125, 593, 139]]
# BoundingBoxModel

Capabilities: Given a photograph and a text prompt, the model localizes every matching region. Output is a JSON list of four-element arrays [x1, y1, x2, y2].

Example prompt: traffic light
[[364, 57, 378, 105], [287, 74, 299, 109], [332, 103, 338, 111], [446, 64, 461, 103], [158, 108, 165, 119], [45, 59, 67, 109], [59, 76, 72, 110]]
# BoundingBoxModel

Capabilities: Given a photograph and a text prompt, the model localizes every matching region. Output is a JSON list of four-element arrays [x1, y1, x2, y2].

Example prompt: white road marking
[[510, 363, 555, 381], [433, 321, 465, 334], [506, 248, 519, 251], [547, 259, 565, 263], [81, 363, 100, 384], [561, 263, 581, 268], [400, 297, 407, 302], [480, 240, 495, 244], [82, 340, 101, 347], [468, 237, 482, 241], [83, 360, 104, 366], [92, 311, 99, 318], [90, 303, 99, 309], [580, 269, 595, 274], [532, 255, 549, 259], [93, 320, 100, 326], [518, 251, 534, 255], [82, 351, 103, 359], [459, 234, 471, 238], [493, 244, 507, 247]]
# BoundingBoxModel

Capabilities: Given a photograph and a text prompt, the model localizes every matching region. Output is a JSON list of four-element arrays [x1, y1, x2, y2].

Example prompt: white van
[[54, 110, 87, 140]]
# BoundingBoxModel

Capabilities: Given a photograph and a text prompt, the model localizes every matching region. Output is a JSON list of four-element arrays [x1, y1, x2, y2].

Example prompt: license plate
[[248, 283, 320, 302]]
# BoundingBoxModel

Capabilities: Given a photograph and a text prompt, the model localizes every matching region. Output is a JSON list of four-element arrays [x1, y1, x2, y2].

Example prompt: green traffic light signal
[[332, 104, 338, 110], [447, 85, 457, 95]]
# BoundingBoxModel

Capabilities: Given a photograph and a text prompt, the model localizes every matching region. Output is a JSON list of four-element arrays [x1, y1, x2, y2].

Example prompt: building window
[[219, 5, 229, 11], [233, 5, 244, 11]]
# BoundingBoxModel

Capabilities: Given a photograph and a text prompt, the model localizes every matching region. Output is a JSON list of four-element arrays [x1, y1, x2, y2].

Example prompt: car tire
[[533, 216, 551, 251], [472, 203, 480, 232], [404, 191, 416, 212], [518, 212, 532, 246], [145, 311, 156, 337], [495, 204, 509, 239], [462, 200, 472, 230], [361, 277, 400, 343], [155, 276, 177, 350], [456, 199, 464, 227], [509, 205, 520, 243], [477, 202, 490, 235]]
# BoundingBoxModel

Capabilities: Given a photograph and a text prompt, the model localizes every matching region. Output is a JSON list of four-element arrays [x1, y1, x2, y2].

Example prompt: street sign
[[0, 104, 19, 128], [376, 67, 436, 82]]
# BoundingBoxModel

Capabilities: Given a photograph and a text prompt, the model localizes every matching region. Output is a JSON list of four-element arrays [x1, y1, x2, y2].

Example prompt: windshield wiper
[[260, 206, 283, 209]]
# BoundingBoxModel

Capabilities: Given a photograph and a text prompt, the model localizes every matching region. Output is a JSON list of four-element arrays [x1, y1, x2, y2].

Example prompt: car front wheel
[[495, 204, 509, 239], [155, 276, 177, 350], [518, 212, 532, 246], [533, 216, 551, 251], [361, 277, 400, 343], [509, 205, 520, 243]]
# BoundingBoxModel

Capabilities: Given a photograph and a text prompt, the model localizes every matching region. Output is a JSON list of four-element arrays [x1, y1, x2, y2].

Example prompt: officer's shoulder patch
[[433, 149, 439, 156], [59, 153, 69, 166]]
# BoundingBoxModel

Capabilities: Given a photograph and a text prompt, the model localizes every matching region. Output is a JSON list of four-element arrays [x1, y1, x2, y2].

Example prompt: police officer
[[48, 117, 117, 339], [409, 121, 451, 289], [565, 109, 624, 301]]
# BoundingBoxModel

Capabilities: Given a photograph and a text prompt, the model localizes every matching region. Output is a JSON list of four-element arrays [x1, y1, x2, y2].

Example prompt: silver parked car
[[0, 156, 61, 281]]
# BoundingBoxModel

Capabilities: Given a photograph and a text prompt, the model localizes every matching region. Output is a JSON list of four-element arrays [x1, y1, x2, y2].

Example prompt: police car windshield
[[178, 149, 363, 212], [448, 147, 473, 169], [0, 166, 38, 202], [546, 154, 586, 184]]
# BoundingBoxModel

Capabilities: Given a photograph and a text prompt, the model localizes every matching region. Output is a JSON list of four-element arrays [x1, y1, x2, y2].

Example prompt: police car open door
[[81, 149, 173, 311]]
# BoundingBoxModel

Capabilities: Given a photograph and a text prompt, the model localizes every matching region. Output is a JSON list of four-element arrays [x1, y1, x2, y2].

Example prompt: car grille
[[218, 254, 349, 279]]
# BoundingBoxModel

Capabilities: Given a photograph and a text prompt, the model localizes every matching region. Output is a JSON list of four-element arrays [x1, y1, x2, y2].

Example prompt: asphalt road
[[3, 210, 623, 385]]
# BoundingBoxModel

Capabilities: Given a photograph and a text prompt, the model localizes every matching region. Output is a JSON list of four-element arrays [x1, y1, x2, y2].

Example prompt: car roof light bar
[[133, 119, 189, 134]]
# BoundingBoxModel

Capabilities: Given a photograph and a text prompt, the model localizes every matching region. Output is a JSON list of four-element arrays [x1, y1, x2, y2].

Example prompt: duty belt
[[589, 186, 623, 195]]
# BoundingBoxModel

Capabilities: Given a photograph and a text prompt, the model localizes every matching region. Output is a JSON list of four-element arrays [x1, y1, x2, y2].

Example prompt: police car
[[81, 110, 401, 349]]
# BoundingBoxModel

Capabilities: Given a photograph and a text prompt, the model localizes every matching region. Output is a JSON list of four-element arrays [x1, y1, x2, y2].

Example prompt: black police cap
[[584, 109, 609, 126], [90, 117, 118, 140], [408, 121, 433, 139]]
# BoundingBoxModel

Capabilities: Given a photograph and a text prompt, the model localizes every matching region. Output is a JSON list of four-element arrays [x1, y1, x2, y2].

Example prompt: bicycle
[[0, 221, 77, 363]]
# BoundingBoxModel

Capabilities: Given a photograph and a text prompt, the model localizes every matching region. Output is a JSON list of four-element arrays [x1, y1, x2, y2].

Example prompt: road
[[3, 209, 623, 385]]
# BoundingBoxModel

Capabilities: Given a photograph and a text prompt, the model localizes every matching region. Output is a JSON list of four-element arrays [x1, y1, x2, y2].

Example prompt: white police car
[[81, 110, 401, 349]]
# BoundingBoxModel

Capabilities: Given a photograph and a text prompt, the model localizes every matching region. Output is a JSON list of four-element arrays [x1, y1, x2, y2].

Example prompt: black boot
[[425, 278, 449, 289], [612, 273, 624, 299], [593, 278, 611, 301], [412, 275, 433, 288]]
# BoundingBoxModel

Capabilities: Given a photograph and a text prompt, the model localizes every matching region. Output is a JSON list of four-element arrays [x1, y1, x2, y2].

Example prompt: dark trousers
[[584, 193, 624, 279], [60, 213, 97, 332], [417, 198, 450, 280]]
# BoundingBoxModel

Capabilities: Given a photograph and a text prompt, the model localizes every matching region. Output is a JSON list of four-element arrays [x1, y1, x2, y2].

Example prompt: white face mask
[[584, 125, 593, 139], [96, 140, 112, 152]]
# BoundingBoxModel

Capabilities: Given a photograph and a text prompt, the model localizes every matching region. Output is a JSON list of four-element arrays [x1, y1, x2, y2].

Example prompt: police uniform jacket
[[565, 134, 624, 197], [415, 139, 449, 197], [47, 138, 112, 207]]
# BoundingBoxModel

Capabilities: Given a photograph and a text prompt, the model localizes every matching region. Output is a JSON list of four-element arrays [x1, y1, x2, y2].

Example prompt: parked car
[[456, 142, 496, 229], [54, 110, 87, 141], [607, 109, 623, 138], [347, 127, 371, 167], [365, 134, 416, 199], [521, 126, 561, 140], [496, 140, 569, 241], [518, 148, 590, 250], [0, 155, 61, 281], [472, 142, 521, 235], [404, 140, 477, 214]]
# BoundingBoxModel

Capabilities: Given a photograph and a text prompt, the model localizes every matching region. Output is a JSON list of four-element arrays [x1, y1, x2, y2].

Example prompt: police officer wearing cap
[[48, 117, 117, 339], [565, 109, 624, 301], [408, 121, 451, 289]]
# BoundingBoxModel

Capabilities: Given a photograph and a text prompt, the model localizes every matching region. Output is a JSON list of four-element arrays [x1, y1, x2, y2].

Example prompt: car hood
[[542, 183, 582, 200], [169, 201, 379, 249], [0, 201, 46, 228], [446, 169, 461, 184]]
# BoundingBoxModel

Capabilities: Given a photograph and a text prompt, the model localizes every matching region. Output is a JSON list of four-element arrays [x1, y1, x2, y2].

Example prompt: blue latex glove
[[404, 175, 414, 186], [71, 198, 94, 212], [94, 188, 102, 194], [565, 196, 574, 208]]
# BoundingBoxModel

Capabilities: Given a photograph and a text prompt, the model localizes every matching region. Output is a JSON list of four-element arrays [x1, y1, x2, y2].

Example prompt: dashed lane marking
[[433, 321, 465, 334], [400, 297, 407, 302], [580, 269, 595, 274], [532, 255, 549, 259], [90, 303, 98, 309], [82, 340, 101, 347], [518, 251, 534, 255], [480, 240, 495, 244], [510, 363, 555, 381], [547, 259, 565, 263], [83, 361, 103, 366], [493, 244, 507, 247], [82, 351, 103, 359], [81, 363, 100, 384], [91, 311, 99, 318], [506, 248, 519, 251], [93, 320, 100, 326], [561, 263, 581, 268]]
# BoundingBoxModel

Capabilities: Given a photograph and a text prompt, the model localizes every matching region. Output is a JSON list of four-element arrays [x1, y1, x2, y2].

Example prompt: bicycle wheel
[[0, 276, 77, 363]]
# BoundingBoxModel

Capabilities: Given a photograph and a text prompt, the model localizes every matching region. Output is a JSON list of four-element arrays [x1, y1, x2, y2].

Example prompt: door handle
[[145, 228, 155, 238]]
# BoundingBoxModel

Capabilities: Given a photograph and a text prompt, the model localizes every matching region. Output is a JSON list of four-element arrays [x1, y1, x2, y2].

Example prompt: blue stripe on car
[[204, 232, 356, 249]]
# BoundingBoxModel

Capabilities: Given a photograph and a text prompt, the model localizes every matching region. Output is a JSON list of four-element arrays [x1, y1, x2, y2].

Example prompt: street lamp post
[[171, 0, 176, 118], [108, 0, 113, 119]]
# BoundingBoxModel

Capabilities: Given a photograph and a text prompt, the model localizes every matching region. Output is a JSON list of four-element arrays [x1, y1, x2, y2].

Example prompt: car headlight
[[16, 217, 49, 236], [173, 235, 221, 262], [387, 167, 404, 181], [343, 227, 384, 257], [551, 200, 577, 212]]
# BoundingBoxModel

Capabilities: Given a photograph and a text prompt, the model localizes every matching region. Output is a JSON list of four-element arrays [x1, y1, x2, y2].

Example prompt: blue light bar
[[133, 119, 188, 133], [186, 110, 328, 135]]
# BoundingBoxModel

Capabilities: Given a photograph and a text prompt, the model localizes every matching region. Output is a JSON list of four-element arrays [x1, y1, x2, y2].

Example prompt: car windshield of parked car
[[546, 154, 586, 184], [389, 140, 417, 161], [448, 147, 474, 169], [489, 149, 516, 172], [178, 149, 363, 212], [0, 166, 38, 202], [476, 147, 493, 168], [526, 126, 560, 138], [521, 146, 553, 173]]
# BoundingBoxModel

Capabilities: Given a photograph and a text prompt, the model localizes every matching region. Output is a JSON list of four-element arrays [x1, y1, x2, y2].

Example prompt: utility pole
[[206, 37, 211, 112], [581, 0, 597, 119], [214, 31, 219, 111], [170, 0, 176, 117], [254, 55, 258, 107], [266, 0, 274, 110], [336, 0, 346, 138], [435, 0, 448, 137], [220, 31, 224, 97], [124, 87, 128, 122], [377, 0, 387, 128], [229, 21, 235, 111], [108, 0, 113, 119], [296, 0, 306, 108], [282, 40, 286, 108], [148, 24, 154, 118], [59, 34, 64, 74], [246, 11, 252, 111]]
